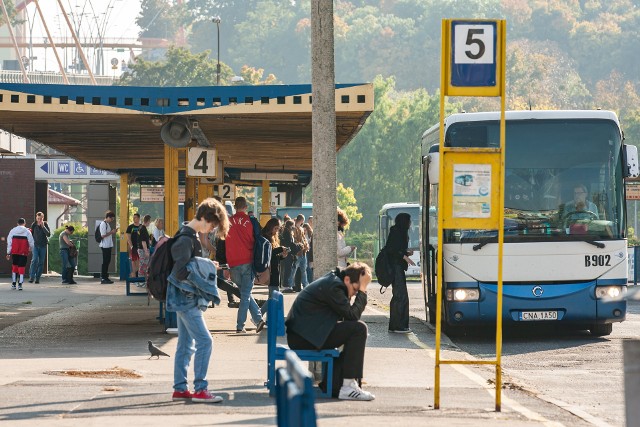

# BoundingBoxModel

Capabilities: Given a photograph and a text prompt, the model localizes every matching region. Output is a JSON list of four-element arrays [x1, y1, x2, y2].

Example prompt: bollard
[[623, 340, 640, 426]]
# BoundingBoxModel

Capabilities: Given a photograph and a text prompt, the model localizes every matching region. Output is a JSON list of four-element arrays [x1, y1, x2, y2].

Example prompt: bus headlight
[[446, 288, 480, 302], [595, 286, 625, 299]]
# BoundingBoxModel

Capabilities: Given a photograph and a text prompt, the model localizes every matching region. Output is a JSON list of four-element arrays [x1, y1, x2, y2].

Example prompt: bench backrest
[[267, 290, 286, 342], [278, 350, 317, 427]]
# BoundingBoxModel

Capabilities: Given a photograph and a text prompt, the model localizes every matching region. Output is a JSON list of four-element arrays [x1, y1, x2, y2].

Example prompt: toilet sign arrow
[[41, 162, 49, 173]]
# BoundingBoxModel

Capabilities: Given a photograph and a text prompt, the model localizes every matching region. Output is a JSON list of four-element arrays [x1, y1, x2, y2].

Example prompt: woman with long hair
[[280, 219, 297, 293], [337, 208, 356, 268], [255, 218, 290, 331], [386, 213, 416, 333], [302, 222, 313, 281]]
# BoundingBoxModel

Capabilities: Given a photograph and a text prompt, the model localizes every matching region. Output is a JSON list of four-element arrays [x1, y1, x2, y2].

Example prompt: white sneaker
[[338, 380, 375, 401]]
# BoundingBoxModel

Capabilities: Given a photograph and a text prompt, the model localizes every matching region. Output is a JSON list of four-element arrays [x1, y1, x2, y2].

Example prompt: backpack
[[94, 221, 105, 243], [375, 247, 394, 294], [147, 231, 196, 301], [251, 217, 272, 273]]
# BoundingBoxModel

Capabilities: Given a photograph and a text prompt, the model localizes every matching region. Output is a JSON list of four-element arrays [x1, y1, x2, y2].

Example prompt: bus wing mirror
[[624, 144, 640, 178], [427, 152, 440, 184]]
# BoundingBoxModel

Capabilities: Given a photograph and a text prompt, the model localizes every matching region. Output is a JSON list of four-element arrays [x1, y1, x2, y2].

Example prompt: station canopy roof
[[0, 83, 373, 186]]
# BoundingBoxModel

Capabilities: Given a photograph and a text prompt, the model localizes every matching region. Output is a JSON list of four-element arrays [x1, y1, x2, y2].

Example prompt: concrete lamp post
[[212, 16, 221, 85]]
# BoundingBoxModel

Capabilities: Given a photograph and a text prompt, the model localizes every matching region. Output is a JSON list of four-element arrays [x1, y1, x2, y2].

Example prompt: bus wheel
[[590, 323, 613, 337]]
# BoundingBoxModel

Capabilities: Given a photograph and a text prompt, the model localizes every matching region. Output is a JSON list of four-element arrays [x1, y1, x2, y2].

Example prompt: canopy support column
[[164, 145, 179, 236]]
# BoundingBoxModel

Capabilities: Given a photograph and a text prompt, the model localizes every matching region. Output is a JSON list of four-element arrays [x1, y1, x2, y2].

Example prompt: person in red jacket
[[226, 196, 262, 333], [6, 218, 34, 291]]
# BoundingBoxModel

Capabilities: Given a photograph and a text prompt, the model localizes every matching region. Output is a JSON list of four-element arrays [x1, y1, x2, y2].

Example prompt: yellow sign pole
[[434, 18, 506, 412], [495, 19, 507, 412], [434, 19, 449, 411]]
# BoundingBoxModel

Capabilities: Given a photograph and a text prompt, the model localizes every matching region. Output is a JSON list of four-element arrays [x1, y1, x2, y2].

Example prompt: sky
[[19, 0, 142, 75]]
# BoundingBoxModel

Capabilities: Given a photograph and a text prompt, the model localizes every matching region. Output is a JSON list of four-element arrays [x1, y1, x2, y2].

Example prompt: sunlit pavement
[[0, 275, 595, 426]]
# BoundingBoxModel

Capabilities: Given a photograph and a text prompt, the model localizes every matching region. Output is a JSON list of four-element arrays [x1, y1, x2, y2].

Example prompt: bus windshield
[[443, 119, 624, 243]]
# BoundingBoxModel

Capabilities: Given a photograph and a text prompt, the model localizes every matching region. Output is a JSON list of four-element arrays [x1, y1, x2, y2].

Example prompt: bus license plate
[[519, 311, 558, 321]]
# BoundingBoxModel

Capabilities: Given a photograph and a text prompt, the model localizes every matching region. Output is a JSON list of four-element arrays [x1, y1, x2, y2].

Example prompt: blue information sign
[[450, 21, 497, 87]]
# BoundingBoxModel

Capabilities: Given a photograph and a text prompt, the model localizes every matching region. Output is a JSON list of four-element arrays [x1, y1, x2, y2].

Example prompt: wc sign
[[35, 159, 119, 181]]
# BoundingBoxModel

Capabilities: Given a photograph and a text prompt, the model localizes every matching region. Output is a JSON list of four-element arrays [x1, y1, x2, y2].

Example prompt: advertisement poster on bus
[[452, 163, 492, 218]]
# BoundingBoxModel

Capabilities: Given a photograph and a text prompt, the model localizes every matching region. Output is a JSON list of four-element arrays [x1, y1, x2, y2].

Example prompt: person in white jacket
[[337, 208, 356, 268], [6, 218, 34, 290]]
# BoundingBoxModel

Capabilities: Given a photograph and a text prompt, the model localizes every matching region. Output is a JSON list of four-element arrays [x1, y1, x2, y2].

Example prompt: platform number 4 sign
[[187, 147, 217, 177]]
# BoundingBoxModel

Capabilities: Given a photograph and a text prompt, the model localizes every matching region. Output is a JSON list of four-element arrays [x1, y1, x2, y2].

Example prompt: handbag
[[68, 244, 78, 258], [254, 267, 271, 286]]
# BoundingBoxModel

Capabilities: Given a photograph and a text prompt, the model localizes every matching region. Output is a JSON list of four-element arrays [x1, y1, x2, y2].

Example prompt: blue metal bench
[[275, 350, 318, 427], [125, 277, 146, 296], [266, 291, 339, 398]]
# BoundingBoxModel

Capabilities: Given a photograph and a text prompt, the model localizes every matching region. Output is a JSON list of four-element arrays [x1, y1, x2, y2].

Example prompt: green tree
[[337, 183, 362, 228], [338, 76, 458, 233], [117, 47, 234, 87], [136, 0, 183, 39]]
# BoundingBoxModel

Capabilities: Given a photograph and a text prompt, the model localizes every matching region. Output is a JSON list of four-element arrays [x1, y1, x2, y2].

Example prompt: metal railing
[[0, 70, 116, 85]]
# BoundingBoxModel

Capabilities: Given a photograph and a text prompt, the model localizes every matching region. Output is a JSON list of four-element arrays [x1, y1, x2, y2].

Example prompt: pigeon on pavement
[[148, 340, 171, 359]]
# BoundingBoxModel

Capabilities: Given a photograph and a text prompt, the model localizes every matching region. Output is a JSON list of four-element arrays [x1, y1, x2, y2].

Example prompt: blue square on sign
[[57, 161, 71, 175], [451, 21, 497, 87], [74, 162, 87, 175], [90, 167, 104, 175]]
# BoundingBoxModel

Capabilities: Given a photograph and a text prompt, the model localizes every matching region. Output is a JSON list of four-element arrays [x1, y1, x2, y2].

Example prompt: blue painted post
[[633, 246, 640, 285]]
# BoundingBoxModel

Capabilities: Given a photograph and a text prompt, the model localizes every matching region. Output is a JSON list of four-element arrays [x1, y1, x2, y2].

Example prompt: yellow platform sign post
[[435, 19, 506, 412]]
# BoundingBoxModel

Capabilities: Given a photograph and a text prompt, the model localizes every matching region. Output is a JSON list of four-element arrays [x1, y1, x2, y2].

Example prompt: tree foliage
[[130, 0, 640, 231], [337, 183, 362, 227], [118, 47, 234, 87]]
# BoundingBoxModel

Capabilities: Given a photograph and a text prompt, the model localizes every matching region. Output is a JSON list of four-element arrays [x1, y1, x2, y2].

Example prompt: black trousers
[[287, 320, 368, 379], [216, 276, 240, 302], [101, 247, 112, 279], [389, 264, 409, 330]]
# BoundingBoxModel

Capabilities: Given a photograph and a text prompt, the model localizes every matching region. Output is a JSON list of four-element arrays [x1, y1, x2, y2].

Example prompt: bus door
[[423, 150, 439, 324]]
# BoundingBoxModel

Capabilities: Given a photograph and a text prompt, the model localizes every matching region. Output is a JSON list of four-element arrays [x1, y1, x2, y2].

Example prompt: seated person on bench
[[285, 262, 375, 401]]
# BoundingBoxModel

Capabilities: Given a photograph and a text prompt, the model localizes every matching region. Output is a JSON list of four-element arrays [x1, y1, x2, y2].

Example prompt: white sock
[[19, 274, 24, 284], [343, 378, 356, 387], [12, 272, 16, 282]]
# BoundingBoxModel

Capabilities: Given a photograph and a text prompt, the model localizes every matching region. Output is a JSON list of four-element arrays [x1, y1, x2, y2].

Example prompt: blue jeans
[[230, 263, 261, 330], [174, 306, 213, 392], [289, 254, 309, 288], [30, 245, 47, 280], [59, 249, 76, 282]]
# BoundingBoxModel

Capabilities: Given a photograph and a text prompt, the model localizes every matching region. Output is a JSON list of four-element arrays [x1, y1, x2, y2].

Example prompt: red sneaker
[[192, 389, 223, 403], [172, 389, 192, 401]]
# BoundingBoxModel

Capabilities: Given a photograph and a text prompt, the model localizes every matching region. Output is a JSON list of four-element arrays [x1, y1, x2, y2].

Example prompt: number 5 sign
[[443, 19, 505, 97], [187, 147, 217, 177]]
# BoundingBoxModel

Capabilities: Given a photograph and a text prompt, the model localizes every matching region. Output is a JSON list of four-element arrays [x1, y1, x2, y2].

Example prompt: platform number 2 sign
[[216, 184, 235, 201], [187, 147, 217, 177]]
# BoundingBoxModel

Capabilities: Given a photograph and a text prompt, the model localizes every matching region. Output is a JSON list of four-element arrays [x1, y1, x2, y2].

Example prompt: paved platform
[[0, 275, 591, 426]]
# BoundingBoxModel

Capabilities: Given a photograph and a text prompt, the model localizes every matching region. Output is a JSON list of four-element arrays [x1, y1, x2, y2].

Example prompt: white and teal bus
[[378, 202, 422, 276], [421, 110, 639, 336]]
